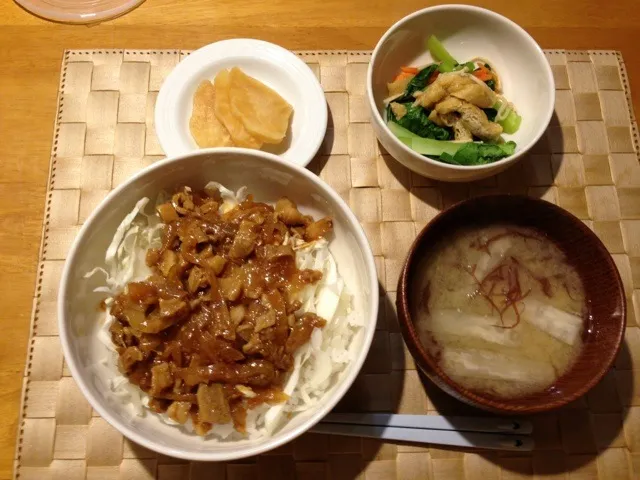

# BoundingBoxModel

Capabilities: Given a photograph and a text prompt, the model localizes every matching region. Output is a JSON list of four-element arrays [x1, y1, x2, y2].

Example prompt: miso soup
[[413, 225, 587, 399]]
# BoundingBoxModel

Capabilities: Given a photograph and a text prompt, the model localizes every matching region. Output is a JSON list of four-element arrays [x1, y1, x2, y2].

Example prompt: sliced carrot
[[393, 71, 414, 82], [400, 66, 419, 74], [472, 66, 493, 82]]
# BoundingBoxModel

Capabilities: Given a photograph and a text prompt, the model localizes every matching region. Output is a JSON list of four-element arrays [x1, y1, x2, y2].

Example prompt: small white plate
[[155, 39, 327, 167]]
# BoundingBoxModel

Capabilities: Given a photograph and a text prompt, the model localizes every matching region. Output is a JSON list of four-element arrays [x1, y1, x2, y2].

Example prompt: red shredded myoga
[[465, 265, 503, 323], [464, 258, 535, 329], [462, 229, 557, 328], [510, 256, 553, 298]]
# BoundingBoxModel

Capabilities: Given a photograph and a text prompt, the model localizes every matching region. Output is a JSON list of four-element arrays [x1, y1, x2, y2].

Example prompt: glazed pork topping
[[109, 186, 333, 435]]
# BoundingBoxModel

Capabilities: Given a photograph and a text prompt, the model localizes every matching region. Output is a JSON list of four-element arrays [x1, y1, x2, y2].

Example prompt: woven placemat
[[14, 48, 640, 480]]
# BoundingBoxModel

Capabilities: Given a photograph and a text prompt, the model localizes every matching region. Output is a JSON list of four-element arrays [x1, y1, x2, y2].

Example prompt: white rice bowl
[[58, 149, 378, 461], [88, 182, 363, 441]]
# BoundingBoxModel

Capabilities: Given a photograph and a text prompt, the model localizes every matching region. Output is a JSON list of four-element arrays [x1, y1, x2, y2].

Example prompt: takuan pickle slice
[[213, 70, 263, 149], [189, 80, 235, 148], [228, 67, 293, 144]]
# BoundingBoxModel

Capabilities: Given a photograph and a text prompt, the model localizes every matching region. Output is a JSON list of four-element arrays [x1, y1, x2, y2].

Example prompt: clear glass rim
[[14, 0, 146, 24]]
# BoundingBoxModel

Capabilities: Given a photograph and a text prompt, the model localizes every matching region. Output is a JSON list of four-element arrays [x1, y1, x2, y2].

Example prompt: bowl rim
[[397, 194, 626, 414], [58, 147, 379, 460], [14, 0, 145, 24], [154, 38, 328, 168], [366, 4, 555, 171]]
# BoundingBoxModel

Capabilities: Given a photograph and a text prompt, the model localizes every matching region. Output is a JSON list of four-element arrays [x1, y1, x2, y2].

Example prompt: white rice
[[86, 183, 361, 440]]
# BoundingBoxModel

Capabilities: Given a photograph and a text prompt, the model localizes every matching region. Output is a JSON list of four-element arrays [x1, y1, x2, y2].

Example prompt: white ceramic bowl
[[155, 39, 327, 167], [367, 5, 555, 182], [58, 149, 378, 461]]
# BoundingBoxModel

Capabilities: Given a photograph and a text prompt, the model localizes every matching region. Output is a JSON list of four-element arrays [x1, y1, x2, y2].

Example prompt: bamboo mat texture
[[14, 49, 640, 479]]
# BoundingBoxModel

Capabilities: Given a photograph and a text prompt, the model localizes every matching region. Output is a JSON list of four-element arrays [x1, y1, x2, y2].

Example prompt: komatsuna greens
[[384, 35, 522, 166]]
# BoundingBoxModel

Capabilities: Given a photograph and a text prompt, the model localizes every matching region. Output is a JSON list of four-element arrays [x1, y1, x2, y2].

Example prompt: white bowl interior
[[59, 149, 377, 460], [155, 40, 327, 166], [370, 6, 554, 164]]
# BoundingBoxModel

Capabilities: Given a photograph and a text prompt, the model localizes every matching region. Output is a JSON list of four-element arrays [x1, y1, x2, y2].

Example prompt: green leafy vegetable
[[385, 102, 395, 122], [491, 100, 523, 134], [485, 79, 496, 90], [483, 108, 498, 122], [427, 35, 458, 65], [438, 60, 456, 73], [438, 152, 458, 164], [395, 64, 438, 102], [387, 121, 462, 156], [387, 121, 516, 165], [499, 110, 522, 134], [454, 61, 476, 72], [441, 141, 517, 165], [388, 103, 452, 140]]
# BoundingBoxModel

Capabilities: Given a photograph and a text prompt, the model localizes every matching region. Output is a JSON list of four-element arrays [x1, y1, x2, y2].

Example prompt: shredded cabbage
[[87, 183, 360, 440]]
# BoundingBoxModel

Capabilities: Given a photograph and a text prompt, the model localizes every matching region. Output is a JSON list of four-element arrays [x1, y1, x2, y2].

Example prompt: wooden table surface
[[0, 1, 638, 478]]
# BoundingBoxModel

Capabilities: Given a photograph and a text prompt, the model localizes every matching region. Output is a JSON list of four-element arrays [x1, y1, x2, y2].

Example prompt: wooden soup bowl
[[397, 195, 626, 414]]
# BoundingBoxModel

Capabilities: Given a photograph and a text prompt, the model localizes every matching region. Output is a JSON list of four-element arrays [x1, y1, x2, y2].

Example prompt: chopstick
[[310, 413, 534, 451], [320, 413, 533, 434]]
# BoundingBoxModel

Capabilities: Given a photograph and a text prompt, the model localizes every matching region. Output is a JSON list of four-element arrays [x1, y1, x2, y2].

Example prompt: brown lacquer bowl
[[397, 195, 626, 414]]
